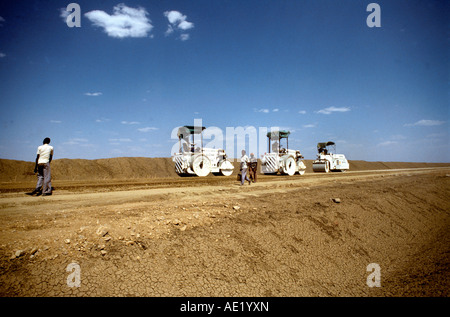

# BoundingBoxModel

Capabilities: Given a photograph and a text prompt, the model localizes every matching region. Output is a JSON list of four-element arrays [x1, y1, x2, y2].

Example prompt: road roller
[[260, 130, 307, 176], [312, 141, 349, 173], [172, 125, 234, 177]]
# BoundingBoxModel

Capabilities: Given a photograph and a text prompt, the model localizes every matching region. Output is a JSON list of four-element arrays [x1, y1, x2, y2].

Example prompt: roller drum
[[313, 161, 329, 173]]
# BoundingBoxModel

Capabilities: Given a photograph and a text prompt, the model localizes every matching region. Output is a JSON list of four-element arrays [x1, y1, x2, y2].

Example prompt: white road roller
[[260, 130, 306, 176], [172, 125, 234, 177], [312, 141, 349, 173]]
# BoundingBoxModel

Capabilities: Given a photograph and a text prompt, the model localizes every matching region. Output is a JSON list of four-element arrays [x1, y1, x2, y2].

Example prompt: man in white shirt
[[240, 150, 251, 186], [26, 137, 54, 196]]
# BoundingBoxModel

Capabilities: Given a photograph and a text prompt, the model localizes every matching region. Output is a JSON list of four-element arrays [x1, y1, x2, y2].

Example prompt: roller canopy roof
[[317, 141, 335, 149], [266, 130, 290, 139], [177, 126, 206, 138]]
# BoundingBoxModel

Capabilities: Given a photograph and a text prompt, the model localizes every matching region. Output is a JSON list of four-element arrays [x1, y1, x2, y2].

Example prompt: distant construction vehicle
[[312, 141, 349, 173], [260, 130, 306, 176], [172, 125, 234, 177]]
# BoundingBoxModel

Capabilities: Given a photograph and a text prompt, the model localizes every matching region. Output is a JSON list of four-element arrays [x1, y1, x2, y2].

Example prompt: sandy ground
[[0, 167, 449, 298]]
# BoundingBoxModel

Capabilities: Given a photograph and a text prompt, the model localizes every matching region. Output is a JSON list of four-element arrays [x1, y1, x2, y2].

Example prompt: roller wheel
[[282, 157, 296, 176], [192, 155, 211, 177], [324, 161, 330, 173], [219, 160, 234, 176]]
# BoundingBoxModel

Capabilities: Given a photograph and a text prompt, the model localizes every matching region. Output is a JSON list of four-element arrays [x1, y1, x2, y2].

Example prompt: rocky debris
[[332, 198, 341, 203], [10, 249, 25, 259], [233, 206, 240, 211], [173, 219, 181, 225], [96, 225, 109, 237]]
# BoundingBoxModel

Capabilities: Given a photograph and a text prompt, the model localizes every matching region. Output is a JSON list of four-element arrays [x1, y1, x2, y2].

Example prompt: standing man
[[240, 150, 251, 186], [26, 137, 53, 196], [249, 152, 258, 183]]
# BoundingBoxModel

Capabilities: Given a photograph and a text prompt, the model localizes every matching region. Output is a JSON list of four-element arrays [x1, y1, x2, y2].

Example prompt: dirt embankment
[[1, 157, 449, 182]]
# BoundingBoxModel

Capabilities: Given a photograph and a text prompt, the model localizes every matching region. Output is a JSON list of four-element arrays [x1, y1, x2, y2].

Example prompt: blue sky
[[0, 0, 448, 162]]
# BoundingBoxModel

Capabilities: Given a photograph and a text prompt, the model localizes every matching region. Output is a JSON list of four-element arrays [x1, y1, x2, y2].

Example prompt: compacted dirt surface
[[0, 164, 449, 298]]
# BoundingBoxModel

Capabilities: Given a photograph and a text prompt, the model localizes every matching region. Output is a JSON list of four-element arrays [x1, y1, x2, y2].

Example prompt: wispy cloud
[[63, 138, 91, 146], [0, 16, 5, 26], [302, 124, 316, 128], [390, 134, 406, 140], [254, 108, 280, 114], [179, 34, 190, 41], [84, 92, 102, 96], [317, 106, 350, 115], [377, 140, 398, 147], [109, 138, 132, 143], [95, 118, 110, 123], [85, 4, 153, 38], [138, 127, 158, 132], [164, 10, 194, 40], [404, 119, 446, 127], [50, 120, 62, 124], [298, 110, 306, 114], [59, 8, 70, 22], [426, 133, 445, 139], [0, 52, 6, 58], [121, 121, 140, 125]]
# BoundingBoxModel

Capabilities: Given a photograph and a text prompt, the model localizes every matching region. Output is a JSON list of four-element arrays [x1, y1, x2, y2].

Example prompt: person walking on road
[[240, 150, 251, 186], [249, 152, 258, 183], [26, 137, 54, 196]]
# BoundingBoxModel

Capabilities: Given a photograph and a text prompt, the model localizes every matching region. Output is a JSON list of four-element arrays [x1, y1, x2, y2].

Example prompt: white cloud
[[109, 138, 132, 143], [165, 25, 174, 35], [404, 119, 446, 127], [0, 52, 6, 58], [377, 140, 398, 147], [63, 138, 90, 145], [302, 124, 316, 128], [178, 20, 194, 31], [121, 121, 140, 125], [50, 120, 62, 124], [298, 110, 306, 114], [84, 92, 102, 96], [164, 10, 194, 39], [317, 106, 350, 115], [59, 8, 70, 21], [164, 11, 194, 29], [254, 108, 281, 113], [85, 4, 153, 38], [180, 34, 190, 41], [138, 127, 158, 132]]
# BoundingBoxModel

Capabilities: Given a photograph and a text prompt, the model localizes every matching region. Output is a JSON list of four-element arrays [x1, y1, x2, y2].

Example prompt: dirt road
[[0, 168, 449, 297]]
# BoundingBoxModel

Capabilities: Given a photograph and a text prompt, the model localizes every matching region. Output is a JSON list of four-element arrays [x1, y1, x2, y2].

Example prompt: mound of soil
[[0, 157, 448, 182]]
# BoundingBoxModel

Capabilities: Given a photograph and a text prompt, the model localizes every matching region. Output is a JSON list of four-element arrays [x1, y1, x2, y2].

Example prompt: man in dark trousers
[[248, 152, 258, 183], [26, 137, 54, 196]]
